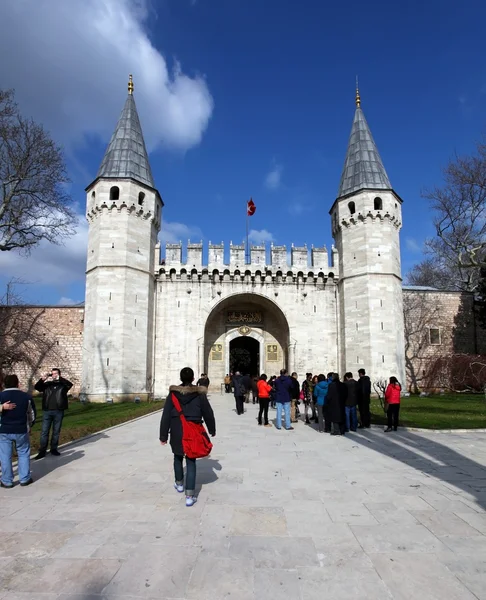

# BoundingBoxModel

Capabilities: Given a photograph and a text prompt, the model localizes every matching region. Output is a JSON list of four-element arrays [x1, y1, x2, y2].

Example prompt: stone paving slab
[[1, 393, 486, 599]]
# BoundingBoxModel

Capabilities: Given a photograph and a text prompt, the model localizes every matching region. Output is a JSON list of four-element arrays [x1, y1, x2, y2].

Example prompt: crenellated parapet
[[332, 210, 402, 236], [158, 240, 339, 280]]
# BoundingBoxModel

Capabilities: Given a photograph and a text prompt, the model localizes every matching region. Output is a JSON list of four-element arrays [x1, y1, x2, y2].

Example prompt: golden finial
[[128, 74, 134, 95], [355, 76, 361, 108]]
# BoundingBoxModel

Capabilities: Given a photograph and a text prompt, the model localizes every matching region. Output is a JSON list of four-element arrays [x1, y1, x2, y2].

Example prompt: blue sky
[[1, 0, 486, 305]]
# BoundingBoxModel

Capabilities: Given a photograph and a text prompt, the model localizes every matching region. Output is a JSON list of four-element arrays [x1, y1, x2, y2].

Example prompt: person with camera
[[34, 368, 73, 459]]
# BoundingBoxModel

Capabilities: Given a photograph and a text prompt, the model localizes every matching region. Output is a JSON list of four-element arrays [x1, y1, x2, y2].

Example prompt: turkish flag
[[247, 198, 256, 216]]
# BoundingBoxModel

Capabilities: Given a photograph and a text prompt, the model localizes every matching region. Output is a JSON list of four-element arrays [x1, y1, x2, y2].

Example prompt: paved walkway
[[1, 394, 486, 599]]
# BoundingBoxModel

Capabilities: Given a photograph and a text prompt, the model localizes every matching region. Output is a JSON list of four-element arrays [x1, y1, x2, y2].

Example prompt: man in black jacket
[[356, 368, 372, 428], [232, 372, 246, 415], [34, 368, 73, 459]]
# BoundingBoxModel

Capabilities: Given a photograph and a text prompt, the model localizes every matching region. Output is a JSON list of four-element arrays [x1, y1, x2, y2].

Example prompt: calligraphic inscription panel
[[227, 311, 263, 325], [211, 343, 223, 361], [266, 344, 278, 362]]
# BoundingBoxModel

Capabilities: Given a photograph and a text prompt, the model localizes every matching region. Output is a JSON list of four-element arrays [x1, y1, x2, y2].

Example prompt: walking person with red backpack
[[160, 367, 216, 507]]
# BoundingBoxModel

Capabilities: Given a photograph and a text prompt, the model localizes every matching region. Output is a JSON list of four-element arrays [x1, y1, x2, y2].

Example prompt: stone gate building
[[80, 80, 408, 401]]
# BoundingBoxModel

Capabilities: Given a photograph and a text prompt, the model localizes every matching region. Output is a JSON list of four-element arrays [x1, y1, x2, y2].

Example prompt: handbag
[[171, 393, 213, 459], [299, 389, 305, 401], [383, 401, 389, 413]]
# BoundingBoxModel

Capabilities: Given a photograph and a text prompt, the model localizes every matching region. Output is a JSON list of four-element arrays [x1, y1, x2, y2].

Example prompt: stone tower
[[81, 76, 163, 402], [331, 87, 405, 383]]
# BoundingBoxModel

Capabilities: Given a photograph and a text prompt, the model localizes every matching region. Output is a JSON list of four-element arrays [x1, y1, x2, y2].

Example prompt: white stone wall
[[332, 189, 406, 383], [153, 250, 339, 395], [81, 178, 162, 401]]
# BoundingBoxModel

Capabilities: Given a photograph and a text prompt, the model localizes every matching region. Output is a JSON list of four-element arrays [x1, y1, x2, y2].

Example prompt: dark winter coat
[[356, 375, 371, 405], [275, 375, 292, 404], [197, 377, 210, 388], [326, 381, 347, 423], [159, 385, 216, 456], [241, 375, 252, 392], [0, 389, 33, 434], [344, 379, 358, 407], [290, 377, 300, 400], [34, 377, 73, 411], [232, 375, 245, 398]]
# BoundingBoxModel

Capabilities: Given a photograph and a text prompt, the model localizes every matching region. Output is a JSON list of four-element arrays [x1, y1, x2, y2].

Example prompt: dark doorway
[[230, 337, 260, 376]]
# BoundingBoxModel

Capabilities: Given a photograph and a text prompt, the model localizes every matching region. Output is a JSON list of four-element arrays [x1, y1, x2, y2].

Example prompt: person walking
[[313, 374, 329, 433], [290, 372, 300, 423], [232, 371, 245, 415], [0, 374, 34, 488], [34, 368, 73, 459], [344, 372, 358, 432], [356, 368, 372, 428], [274, 369, 293, 431], [241, 373, 252, 404], [256, 374, 272, 427], [159, 367, 216, 507], [327, 373, 347, 435], [384, 376, 401, 432], [224, 374, 231, 393]]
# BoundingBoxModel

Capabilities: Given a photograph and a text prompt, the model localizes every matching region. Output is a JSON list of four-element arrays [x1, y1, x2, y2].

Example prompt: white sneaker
[[174, 482, 184, 493], [185, 495, 197, 507]]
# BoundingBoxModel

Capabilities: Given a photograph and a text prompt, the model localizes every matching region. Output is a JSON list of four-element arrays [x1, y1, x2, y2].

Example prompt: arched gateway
[[203, 293, 290, 382]]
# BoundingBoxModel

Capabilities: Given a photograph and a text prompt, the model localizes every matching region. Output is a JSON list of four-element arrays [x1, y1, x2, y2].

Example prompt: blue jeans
[[0, 432, 31, 485], [276, 402, 291, 429], [345, 406, 358, 431], [39, 409, 64, 452], [174, 454, 196, 496]]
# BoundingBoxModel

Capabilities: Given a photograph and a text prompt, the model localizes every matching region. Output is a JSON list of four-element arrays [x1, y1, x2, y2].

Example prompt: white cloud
[[405, 238, 422, 253], [0, 214, 89, 288], [288, 202, 309, 216], [58, 297, 80, 306], [265, 163, 283, 190], [0, 0, 213, 152], [248, 229, 275, 244], [160, 221, 203, 244]]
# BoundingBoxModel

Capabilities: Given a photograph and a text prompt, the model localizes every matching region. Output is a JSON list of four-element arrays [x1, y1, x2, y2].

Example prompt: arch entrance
[[230, 336, 260, 376], [203, 293, 290, 386]]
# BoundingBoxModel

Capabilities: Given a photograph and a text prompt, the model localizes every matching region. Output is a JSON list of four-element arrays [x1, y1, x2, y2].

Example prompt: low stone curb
[[367, 424, 486, 434], [28, 405, 163, 459]]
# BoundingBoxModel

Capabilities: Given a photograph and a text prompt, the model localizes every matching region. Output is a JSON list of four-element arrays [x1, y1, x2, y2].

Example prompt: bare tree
[[372, 378, 387, 413], [0, 89, 75, 254], [407, 141, 486, 293], [403, 291, 447, 393], [0, 280, 63, 390], [424, 354, 486, 393]]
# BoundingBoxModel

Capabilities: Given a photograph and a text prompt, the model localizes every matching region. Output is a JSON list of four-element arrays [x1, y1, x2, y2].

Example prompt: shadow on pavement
[[350, 428, 486, 511], [195, 457, 222, 494]]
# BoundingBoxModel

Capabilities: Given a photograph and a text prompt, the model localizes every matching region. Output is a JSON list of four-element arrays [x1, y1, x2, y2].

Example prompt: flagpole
[[246, 200, 249, 264]]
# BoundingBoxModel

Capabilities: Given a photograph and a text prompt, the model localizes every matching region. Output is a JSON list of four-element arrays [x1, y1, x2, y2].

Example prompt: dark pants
[[225, 384, 231, 393], [39, 409, 64, 452], [258, 398, 270, 425], [235, 396, 245, 415], [174, 454, 196, 496], [387, 404, 400, 430], [324, 405, 331, 432], [317, 404, 324, 432], [358, 401, 371, 427]]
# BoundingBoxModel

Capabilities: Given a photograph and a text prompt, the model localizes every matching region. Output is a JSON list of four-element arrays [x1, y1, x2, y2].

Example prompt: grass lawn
[[30, 399, 163, 450], [370, 394, 486, 429]]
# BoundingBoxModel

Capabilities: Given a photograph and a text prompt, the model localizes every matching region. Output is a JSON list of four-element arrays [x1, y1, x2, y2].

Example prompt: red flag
[[247, 198, 256, 216]]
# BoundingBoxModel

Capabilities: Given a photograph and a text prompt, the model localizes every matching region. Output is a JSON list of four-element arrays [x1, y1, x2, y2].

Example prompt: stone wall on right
[[403, 288, 486, 392]]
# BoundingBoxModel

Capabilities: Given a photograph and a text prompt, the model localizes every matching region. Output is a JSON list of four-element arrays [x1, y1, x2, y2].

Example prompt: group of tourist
[[0, 369, 73, 489], [230, 368, 402, 434]]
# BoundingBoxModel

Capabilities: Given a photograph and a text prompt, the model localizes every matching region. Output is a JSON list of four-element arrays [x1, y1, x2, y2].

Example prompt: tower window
[[138, 192, 145, 206], [348, 201, 356, 215], [91, 191, 96, 200], [374, 197, 383, 210], [110, 186, 120, 200]]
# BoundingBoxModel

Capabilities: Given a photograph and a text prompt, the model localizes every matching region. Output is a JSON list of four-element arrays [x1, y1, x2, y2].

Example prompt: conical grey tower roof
[[337, 100, 391, 198], [97, 89, 154, 188]]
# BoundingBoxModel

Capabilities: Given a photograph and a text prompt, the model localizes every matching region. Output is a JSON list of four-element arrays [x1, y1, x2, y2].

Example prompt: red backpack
[[171, 393, 213, 459]]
